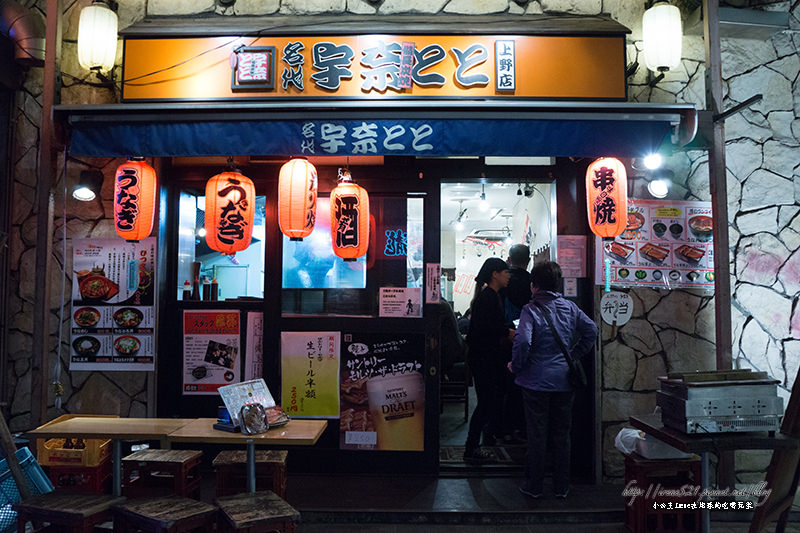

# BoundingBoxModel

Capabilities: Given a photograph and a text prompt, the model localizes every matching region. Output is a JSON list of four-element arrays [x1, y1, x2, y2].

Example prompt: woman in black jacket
[[463, 257, 514, 463]]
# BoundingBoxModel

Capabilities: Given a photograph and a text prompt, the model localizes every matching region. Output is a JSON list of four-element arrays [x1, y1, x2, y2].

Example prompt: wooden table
[[27, 417, 197, 497], [629, 413, 798, 532], [167, 418, 327, 492]]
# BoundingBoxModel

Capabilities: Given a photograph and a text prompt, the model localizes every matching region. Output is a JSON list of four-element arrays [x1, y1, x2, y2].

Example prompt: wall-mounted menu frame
[[595, 199, 715, 290], [70, 238, 156, 371]]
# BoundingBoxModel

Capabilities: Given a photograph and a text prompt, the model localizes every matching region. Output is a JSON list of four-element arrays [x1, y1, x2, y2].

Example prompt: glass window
[[177, 190, 266, 300], [281, 195, 424, 316]]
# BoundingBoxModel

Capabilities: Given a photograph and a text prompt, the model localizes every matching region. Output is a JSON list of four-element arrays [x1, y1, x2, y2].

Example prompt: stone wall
[[5, 1, 798, 489]]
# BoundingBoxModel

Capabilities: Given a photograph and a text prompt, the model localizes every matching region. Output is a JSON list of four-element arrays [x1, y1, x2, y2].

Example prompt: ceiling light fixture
[[479, 184, 489, 211]]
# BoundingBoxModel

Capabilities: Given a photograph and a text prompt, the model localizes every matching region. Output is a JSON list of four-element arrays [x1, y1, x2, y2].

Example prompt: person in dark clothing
[[500, 244, 532, 322], [464, 257, 514, 463], [498, 244, 531, 444], [439, 300, 465, 378], [511, 261, 598, 499]]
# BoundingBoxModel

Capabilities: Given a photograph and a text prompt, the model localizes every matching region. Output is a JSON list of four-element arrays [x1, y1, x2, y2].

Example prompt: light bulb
[[647, 179, 670, 198], [479, 193, 489, 211], [643, 153, 663, 170], [455, 220, 464, 231], [198, 227, 207, 237]]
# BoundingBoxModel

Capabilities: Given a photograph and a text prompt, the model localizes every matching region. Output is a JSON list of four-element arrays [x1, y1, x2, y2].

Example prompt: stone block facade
[[4, 0, 799, 486]]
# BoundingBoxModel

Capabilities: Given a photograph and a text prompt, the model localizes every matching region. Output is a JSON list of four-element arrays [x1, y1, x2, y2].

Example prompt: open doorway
[[438, 177, 556, 471]]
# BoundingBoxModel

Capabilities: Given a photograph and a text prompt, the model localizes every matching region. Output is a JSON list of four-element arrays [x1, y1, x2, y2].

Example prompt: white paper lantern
[[642, 2, 682, 73], [77, 1, 118, 73]]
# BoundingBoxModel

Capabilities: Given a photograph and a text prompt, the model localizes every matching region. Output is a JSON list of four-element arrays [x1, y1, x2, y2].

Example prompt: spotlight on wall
[[72, 170, 104, 201], [646, 169, 674, 199], [647, 179, 670, 198], [643, 153, 663, 170]]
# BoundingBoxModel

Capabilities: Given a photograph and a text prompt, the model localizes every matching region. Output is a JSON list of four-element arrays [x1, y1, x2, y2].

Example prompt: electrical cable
[[53, 149, 68, 409]]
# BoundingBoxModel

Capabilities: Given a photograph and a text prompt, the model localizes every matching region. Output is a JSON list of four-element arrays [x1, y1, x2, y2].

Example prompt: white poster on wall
[[379, 287, 422, 317]]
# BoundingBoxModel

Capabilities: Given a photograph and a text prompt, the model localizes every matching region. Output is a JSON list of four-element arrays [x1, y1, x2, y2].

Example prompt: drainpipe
[[0, 0, 45, 66]]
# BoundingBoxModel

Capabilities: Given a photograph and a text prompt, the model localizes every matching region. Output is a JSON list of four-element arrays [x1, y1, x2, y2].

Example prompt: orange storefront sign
[[121, 34, 625, 101]]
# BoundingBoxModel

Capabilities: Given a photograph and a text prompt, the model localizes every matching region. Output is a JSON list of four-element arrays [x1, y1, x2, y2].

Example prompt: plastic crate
[[47, 456, 112, 494], [0, 447, 54, 532], [35, 414, 117, 467]]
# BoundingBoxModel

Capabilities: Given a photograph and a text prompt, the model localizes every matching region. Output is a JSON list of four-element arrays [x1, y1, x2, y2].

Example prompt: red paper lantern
[[278, 158, 318, 241], [330, 170, 369, 261], [205, 170, 256, 255], [114, 158, 157, 242], [586, 157, 628, 238]]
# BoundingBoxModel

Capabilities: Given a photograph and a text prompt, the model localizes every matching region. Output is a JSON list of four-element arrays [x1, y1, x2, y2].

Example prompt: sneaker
[[518, 485, 542, 499], [555, 489, 570, 499], [463, 447, 493, 464]]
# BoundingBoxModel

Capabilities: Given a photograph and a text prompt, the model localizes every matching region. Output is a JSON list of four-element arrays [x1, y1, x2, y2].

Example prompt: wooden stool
[[215, 490, 300, 533], [12, 492, 124, 533], [122, 449, 203, 499], [112, 496, 217, 533], [213, 450, 287, 498]]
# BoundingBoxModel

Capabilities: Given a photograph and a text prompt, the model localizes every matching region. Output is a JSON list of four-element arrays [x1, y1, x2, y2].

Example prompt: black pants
[[465, 355, 503, 451], [521, 388, 575, 494]]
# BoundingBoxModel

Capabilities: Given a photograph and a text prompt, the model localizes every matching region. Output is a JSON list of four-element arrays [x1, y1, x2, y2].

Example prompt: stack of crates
[[624, 452, 702, 533], [0, 447, 54, 533], [35, 414, 116, 494]]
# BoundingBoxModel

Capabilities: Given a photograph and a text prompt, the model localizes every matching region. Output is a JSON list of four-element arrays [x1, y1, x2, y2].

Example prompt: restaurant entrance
[[436, 159, 595, 482]]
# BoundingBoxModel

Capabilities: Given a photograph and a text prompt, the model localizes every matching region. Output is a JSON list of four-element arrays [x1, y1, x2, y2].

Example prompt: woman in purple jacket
[[511, 261, 598, 499]]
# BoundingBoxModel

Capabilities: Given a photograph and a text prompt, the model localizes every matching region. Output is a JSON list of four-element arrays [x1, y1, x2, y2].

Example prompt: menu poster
[[182, 310, 242, 395], [595, 199, 715, 290], [70, 238, 156, 371], [245, 312, 264, 381], [556, 235, 587, 278], [340, 332, 425, 452], [280, 332, 341, 419], [218, 379, 276, 429]]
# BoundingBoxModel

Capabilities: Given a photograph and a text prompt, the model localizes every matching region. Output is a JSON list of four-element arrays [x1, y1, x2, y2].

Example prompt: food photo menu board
[[595, 199, 715, 290], [71, 238, 156, 371]]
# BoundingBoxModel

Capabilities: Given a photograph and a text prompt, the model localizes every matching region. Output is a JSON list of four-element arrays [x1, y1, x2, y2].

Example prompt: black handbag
[[534, 302, 587, 389]]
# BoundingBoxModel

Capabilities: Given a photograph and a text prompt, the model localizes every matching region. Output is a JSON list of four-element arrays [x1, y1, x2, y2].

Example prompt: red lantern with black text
[[586, 157, 628, 238], [330, 170, 369, 261], [205, 171, 256, 255], [114, 158, 157, 242], [278, 158, 317, 241]]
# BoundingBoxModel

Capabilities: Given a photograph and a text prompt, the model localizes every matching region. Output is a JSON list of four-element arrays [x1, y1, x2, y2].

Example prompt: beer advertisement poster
[[280, 331, 341, 418], [340, 332, 425, 451], [71, 238, 156, 371], [182, 310, 242, 395]]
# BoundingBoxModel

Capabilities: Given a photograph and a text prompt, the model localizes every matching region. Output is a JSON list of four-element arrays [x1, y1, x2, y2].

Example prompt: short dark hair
[[508, 244, 530, 266], [530, 261, 562, 292]]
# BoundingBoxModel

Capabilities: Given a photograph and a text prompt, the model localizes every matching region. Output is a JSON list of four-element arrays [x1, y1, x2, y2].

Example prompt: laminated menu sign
[[280, 331, 340, 419], [70, 238, 156, 371], [339, 332, 425, 451], [182, 310, 241, 395], [595, 199, 715, 290]]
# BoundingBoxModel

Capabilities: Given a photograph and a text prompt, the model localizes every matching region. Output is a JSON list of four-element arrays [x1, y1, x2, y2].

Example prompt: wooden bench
[[212, 450, 287, 498], [112, 496, 217, 533], [12, 492, 124, 533], [122, 449, 202, 499], [215, 490, 300, 533]]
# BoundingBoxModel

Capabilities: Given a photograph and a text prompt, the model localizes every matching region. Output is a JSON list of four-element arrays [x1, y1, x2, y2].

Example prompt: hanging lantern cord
[[337, 168, 352, 183]]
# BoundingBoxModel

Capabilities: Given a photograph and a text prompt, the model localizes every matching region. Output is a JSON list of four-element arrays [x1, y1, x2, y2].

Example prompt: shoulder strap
[[533, 301, 576, 365]]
